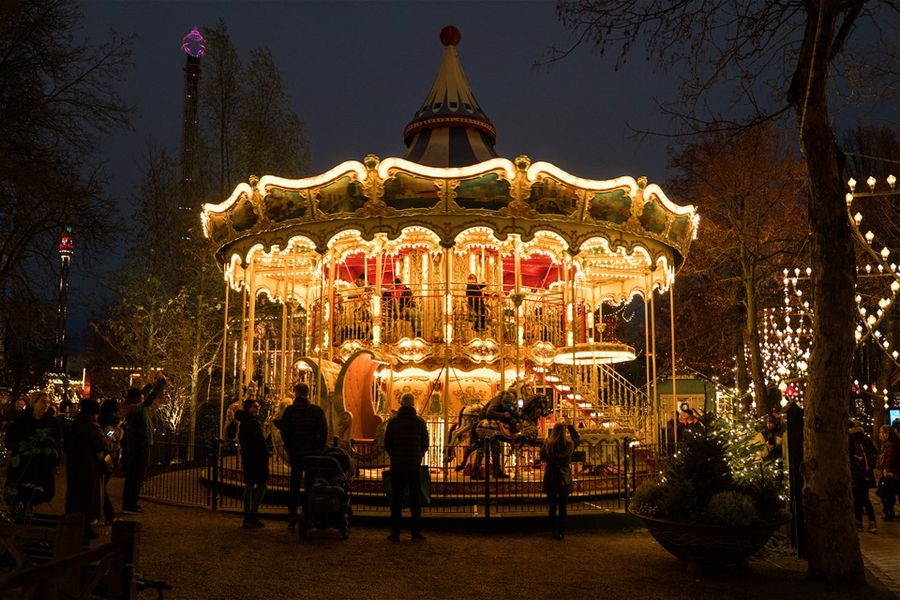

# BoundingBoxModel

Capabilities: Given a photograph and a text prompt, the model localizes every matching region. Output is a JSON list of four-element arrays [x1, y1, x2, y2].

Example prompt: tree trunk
[[792, 1, 864, 583], [735, 326, 752, 413], [741, 247, 768, 415]]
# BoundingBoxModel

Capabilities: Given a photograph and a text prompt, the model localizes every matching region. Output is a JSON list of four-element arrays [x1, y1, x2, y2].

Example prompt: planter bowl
[[629, 510, 786, 567]]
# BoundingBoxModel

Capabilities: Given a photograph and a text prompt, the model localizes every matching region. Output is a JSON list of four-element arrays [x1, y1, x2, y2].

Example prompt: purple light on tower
[[181, 27, 206, 58]]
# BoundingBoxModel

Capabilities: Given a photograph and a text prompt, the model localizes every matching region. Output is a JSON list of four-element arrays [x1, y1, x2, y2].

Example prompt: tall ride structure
[[179, 27, 206, 214], [53, 227, 74, 372]]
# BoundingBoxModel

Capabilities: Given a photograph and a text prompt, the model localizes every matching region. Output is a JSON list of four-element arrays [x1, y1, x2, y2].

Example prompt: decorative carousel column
[[327, 250, 336, 361], [245, 262, 257, 397], [669, 272, 678, 445], [373, 239, 384, 346], [513, 236, 524, 380], [219, 281, 230, 437]]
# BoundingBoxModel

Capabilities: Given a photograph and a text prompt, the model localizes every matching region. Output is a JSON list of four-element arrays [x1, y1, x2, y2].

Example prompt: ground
[[28, 475, 900, 600]]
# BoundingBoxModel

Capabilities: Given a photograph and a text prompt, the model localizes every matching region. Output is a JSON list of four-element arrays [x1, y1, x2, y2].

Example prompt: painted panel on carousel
[[264, 188, 309, 222], [207, 213, 230, 244], [453, 173, 511, 210], [382, 173, 441, 210], [527, 178, 579, 216], [231, 196, 259, 232], [638, 200, 667, 234], [587, 189, 631, 224], [315, 176, 367, 214], [667, 214, 692, 247]]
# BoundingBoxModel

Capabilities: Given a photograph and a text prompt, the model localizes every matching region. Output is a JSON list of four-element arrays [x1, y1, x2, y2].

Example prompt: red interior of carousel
[[336, 248, 566, 291]]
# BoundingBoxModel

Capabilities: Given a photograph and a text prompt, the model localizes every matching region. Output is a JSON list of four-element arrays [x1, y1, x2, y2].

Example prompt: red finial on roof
[[440, 25, 461, 47]]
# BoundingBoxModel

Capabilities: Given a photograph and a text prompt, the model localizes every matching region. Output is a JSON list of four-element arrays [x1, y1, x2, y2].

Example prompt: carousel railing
[[312, 285, 574, 348], [140, 434, 664, 515]]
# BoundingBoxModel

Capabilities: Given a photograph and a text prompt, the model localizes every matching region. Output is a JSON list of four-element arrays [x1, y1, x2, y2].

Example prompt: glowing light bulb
[[888, 174, 896, 189], [867, 176, 876, 190], [865, 231, 874, 243], [848, 178, 857, 191]]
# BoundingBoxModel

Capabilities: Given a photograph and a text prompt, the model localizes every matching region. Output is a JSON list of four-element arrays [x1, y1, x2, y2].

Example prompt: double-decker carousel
[[202, 27, 698, 503]]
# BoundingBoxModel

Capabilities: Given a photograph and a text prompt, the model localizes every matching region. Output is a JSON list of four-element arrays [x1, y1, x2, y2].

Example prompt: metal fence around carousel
[[141, 435, 666, 517]]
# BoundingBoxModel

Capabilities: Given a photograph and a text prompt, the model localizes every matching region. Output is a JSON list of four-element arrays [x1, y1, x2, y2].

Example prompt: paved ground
[[859, 516, 900, 597], [32, 476, 900, 600]]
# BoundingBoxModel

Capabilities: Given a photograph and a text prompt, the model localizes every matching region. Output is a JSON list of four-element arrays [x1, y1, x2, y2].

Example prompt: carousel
[[202, 27, 698, 497]]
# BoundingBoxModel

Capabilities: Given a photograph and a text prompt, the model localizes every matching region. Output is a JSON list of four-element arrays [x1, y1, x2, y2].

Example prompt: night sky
[[66, 1, 890, 365], [67, 0, 682, 364]]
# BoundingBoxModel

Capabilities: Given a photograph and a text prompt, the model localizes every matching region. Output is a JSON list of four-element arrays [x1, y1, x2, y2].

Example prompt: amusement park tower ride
[[179, 27, 206, 213], [53, 227, 74, 372]]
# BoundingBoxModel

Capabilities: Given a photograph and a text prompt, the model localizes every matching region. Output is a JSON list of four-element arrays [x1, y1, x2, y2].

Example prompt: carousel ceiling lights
[[552, 342, 637, 365]]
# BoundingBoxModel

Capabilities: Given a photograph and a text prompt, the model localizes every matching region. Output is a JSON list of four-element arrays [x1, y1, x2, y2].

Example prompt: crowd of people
[[1, 374, 166, 539], [4, 378, 897, 543]]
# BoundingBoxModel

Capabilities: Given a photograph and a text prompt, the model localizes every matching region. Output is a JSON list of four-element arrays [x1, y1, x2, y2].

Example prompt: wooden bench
[[0, 515, 167, 600]]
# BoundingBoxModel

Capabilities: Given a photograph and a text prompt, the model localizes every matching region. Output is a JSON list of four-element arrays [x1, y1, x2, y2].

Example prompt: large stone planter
[[629, 510, 786, 568]]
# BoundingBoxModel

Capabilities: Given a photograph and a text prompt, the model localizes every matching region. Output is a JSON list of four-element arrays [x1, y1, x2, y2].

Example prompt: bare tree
[[667, 124, 807, 414], [0, 0, 132, 381], [554, 0, 897, 581]]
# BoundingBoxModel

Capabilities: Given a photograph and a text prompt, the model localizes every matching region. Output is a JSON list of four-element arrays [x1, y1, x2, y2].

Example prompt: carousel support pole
[[327, 249, 337, 362], [219, 282, 230, 439], [669, 273, 678, 444], [643, 275, 653, 448], [239, 280, 248, 402], [442, 243, 453, 463], [280, 283, 288, 399], [513, 237, 524, 383], [374, 241, 383, 346], [563, 253, 575, 421], [649, 275, 661, 450], [316, 252, 326, 383], [497, 247, 506, 392], [246, 263, 257, 398]]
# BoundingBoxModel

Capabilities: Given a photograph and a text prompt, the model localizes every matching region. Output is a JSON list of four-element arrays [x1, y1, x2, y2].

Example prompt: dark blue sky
[[68, 0, 682, 363], [65, 1, 892, 366]]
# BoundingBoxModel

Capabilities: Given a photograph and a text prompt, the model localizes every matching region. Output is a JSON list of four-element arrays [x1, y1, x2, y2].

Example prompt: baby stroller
[[299, 447, 352, 539]]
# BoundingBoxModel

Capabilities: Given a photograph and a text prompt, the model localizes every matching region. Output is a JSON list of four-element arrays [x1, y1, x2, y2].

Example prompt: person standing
[[876, 424, 900, 522], [541, 421, 580, 540], [121, 374, 166, 513], [849, 420, 878, 533], [235, 399, 270, 528], [4, 392, 62, 511], [65, 399, 107, 540], [384, 393, 429, 542], [465, 274, 487, 332], [274, 382, 327, 528]]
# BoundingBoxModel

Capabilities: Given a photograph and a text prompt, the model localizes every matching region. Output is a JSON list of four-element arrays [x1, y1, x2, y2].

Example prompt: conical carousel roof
[[403, 26, 498, 167]]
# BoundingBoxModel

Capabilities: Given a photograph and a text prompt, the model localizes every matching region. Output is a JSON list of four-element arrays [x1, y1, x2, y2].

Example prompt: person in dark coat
[[877, 425, 900, 522], [4, 392, 62, 511], [65, 399, 108, 540], [273, 382, 327, 528], [465, 274, 487, 332], [236, 399, 270, 528], [384, 393, 429, 541], [541, 421, 580, 540], [849, 421, 878, 533], [121, 374, 166, 513]]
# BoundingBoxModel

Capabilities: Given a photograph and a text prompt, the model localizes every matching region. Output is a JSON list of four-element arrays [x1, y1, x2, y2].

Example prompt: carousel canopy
[[403, 25, 497, 167], [200, 27, 699, 306]]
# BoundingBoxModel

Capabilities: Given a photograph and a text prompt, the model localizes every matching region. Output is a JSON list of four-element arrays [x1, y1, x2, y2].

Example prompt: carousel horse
[[444, 384, 550, 476]]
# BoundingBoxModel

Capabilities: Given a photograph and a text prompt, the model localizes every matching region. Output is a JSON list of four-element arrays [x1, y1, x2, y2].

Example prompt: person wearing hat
[[65, 398, 107, 540], [384, 392, 429, 541], [121, 373, 166, 513]]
